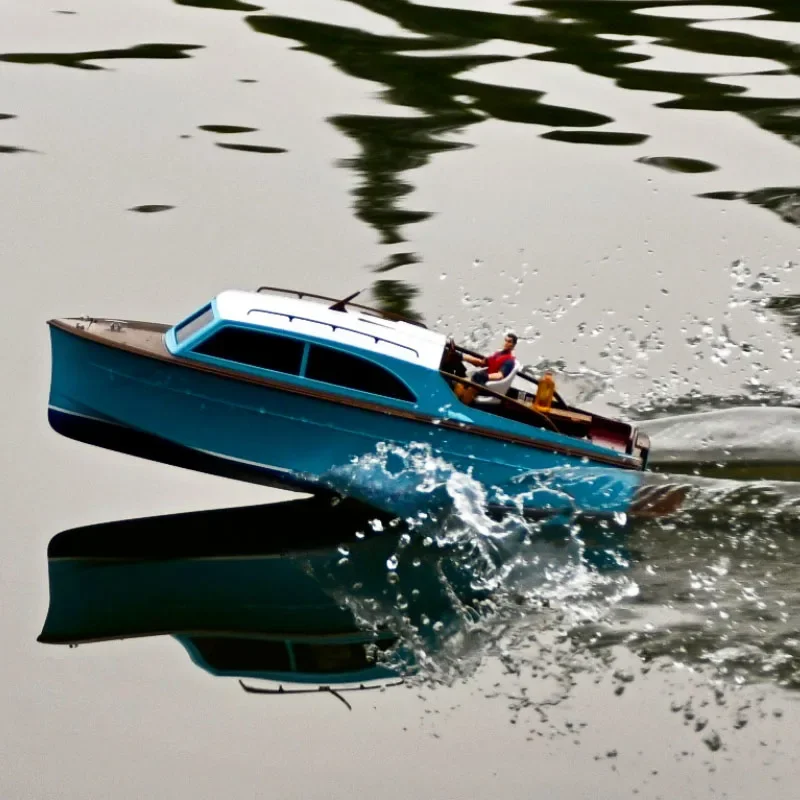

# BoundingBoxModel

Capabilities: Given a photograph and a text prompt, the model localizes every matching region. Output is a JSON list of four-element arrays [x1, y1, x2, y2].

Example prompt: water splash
[[314, 442, 638, 689], [320, 441, 467, 520], [320, 439, 642, 521], [441, 255, 799, 415], [309, 425, 800, 704]]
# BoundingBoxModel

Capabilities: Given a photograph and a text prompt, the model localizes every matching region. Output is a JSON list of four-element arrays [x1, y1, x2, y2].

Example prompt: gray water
[[2, 1, 800, 797]]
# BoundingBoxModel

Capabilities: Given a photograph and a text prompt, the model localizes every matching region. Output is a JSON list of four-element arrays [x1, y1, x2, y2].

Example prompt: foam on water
[[643, 406, 800, 466]]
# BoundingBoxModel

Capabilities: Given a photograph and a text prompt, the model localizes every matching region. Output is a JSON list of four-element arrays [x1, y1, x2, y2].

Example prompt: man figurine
[[458, 332, 517, 404], [463, 331, 518, 385]]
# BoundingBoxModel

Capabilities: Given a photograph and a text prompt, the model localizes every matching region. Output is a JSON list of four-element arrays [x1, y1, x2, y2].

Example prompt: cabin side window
[[174, 305, 215, 345], [193, 326, 304, 375], [305, 345, 416, 403]]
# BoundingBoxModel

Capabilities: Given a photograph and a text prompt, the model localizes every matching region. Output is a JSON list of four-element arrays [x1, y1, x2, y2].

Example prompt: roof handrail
[[255, 285, 428, 329]]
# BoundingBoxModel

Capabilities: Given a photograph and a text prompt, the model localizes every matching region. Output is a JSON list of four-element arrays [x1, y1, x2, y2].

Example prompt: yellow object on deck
[[533, 371, 555, 412]]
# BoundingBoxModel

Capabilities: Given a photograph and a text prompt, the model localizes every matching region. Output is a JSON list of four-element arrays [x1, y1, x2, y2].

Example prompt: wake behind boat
[[47, 286, 658, 518]]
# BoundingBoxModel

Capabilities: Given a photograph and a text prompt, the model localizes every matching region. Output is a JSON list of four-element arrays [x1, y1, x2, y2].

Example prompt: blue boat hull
[[48, 325, 644, 517]]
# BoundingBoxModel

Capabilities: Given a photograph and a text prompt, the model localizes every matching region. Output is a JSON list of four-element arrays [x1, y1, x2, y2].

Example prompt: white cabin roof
[[214, 290, 446, 369]]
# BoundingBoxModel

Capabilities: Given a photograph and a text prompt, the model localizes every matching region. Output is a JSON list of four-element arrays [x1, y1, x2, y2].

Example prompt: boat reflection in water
[[39, 497, 634, 700]]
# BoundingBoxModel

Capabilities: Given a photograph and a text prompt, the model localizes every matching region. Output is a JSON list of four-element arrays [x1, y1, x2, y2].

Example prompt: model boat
[[47, 286, 660, 518]]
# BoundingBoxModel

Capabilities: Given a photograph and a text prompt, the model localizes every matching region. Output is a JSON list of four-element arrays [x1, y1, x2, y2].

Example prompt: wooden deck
[[49, 317, 171, 358]]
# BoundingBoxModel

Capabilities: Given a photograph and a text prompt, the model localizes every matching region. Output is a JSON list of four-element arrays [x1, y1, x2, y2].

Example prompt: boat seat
[[474, 361, 521, 405]]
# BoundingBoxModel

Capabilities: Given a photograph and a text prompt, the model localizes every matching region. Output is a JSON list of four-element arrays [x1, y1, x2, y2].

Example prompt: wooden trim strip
[[48, 319, 642, 471]]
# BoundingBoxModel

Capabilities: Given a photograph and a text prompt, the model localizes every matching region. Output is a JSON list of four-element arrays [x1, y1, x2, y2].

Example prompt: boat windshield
[[174, 305, 215, 345]]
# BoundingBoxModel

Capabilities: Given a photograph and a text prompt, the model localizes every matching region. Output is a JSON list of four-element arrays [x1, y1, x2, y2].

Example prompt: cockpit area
[[438, 340, 646, 460]]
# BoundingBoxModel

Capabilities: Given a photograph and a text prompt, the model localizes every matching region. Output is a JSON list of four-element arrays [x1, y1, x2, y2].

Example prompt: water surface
[[2, 1, 800, 797]]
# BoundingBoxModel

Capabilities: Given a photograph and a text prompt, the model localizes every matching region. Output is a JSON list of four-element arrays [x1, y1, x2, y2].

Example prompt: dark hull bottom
[[47, 407, 323, 496]]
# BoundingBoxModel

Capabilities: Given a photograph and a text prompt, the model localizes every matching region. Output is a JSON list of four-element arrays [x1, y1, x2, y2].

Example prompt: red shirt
[[486, 351, 515, 374]]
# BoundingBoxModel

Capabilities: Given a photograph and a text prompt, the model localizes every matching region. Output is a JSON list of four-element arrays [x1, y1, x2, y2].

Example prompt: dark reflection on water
[[542, 130, 649, 145], [0, 145, 34, 154], [331, 114, 471, 246], [215, 142, 287, 154], [522, 0, 800, 133], [40, 496, 636, 692], [0, 110, 25, 153], [6, 2, 799, 314], [199, 125, 259, 134], [245, 7, 612, 249], [702, 187, 800, 228], [39, 499, 474, 690], [237, 1, 800, 313], [176, 0, 262, 11], [41, 499, 407, 689], [371, 278, 423, 322], [0, 43, 203, 70], [128, 204, 176, 213], [638, 155, 719, 174], [2, 2, 799, 299], [371, 251, 420, 273], [38, 478, 800, 695]]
